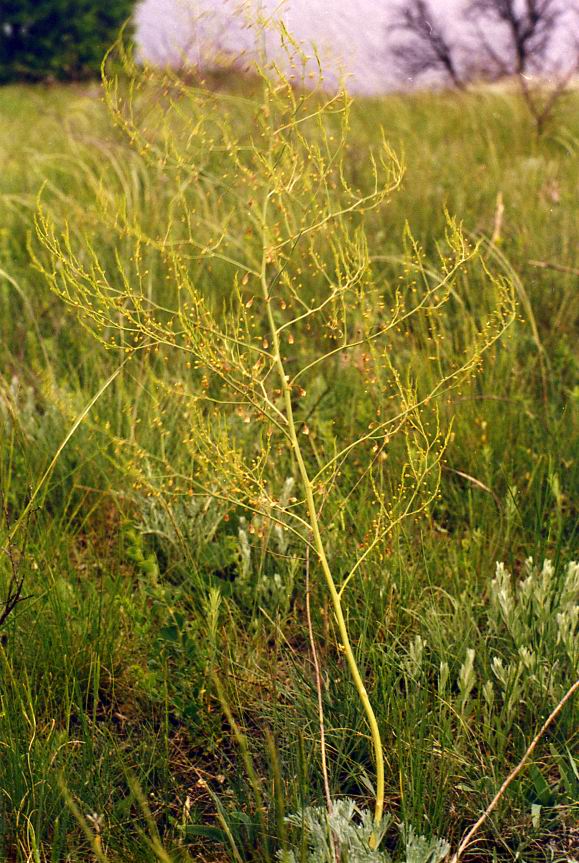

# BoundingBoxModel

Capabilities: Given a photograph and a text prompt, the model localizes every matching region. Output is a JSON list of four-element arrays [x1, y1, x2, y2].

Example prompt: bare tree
[[389, 0, 578, 133], [464, 0, 579, 132], [389, 0, 466, 89], [465, 0, 566, 76]]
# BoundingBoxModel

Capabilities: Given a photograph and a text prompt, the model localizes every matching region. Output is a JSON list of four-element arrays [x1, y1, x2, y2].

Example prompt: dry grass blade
[[528, 259, 579, 277], [450, 678, 579, 863], [442, 466, 501, 508]]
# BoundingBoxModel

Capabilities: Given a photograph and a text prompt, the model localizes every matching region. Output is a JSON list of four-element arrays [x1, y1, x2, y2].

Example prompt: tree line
[[1, 0, 577, 134]]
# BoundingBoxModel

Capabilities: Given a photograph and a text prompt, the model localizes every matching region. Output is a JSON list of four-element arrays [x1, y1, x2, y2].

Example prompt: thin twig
[[442, 466, 501, 508], [450, 677, 579, 863], [529, 260, 579, 277]]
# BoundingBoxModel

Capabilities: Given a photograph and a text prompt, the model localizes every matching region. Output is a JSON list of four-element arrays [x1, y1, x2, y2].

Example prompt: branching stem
[[260, 194, 385, 842]]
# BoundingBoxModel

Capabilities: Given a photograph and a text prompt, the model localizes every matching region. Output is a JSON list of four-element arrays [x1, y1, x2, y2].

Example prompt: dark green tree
[[0, 0, 133, 83]]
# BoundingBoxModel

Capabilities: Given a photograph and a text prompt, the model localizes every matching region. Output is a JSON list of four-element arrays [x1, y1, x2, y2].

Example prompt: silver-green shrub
[[278, 798, 449, 863]]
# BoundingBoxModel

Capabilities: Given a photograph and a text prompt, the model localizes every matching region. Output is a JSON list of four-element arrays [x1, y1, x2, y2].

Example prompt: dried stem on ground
[[451, 677, 579, 863]]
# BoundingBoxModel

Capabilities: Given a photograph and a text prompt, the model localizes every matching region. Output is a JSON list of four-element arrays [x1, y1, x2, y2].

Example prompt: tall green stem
[[260, 198, 385, 841]]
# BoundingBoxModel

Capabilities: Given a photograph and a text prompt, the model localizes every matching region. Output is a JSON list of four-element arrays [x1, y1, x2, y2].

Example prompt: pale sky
[[135, 0, 577, 93]]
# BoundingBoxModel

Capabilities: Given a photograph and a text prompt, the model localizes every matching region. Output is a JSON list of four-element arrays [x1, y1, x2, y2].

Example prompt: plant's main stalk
[[260, 198, 385, 843]]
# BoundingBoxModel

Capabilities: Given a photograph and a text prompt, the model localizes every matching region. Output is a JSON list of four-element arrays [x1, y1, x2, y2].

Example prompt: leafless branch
[[389, 0, 579, 133], [465, 0, 567, 75], [389, 0, 466, 88]]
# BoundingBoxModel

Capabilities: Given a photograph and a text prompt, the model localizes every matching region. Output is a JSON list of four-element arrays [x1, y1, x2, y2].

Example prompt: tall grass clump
[[33, 28, 516, 847]]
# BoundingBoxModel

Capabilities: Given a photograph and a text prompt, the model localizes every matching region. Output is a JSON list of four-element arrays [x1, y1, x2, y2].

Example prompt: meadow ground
[[0, 77, 577, 862]]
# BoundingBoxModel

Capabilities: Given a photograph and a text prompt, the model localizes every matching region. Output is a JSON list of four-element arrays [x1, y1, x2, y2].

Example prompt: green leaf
[[159, 624, 180, 643]]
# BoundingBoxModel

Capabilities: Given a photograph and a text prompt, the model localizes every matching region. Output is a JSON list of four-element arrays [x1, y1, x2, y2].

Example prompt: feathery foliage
[[32, 30, 518, 840], [0, 36, 577, 862]]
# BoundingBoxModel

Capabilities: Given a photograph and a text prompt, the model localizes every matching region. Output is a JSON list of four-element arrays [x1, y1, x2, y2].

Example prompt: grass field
[[0, 71, 577, 863]]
